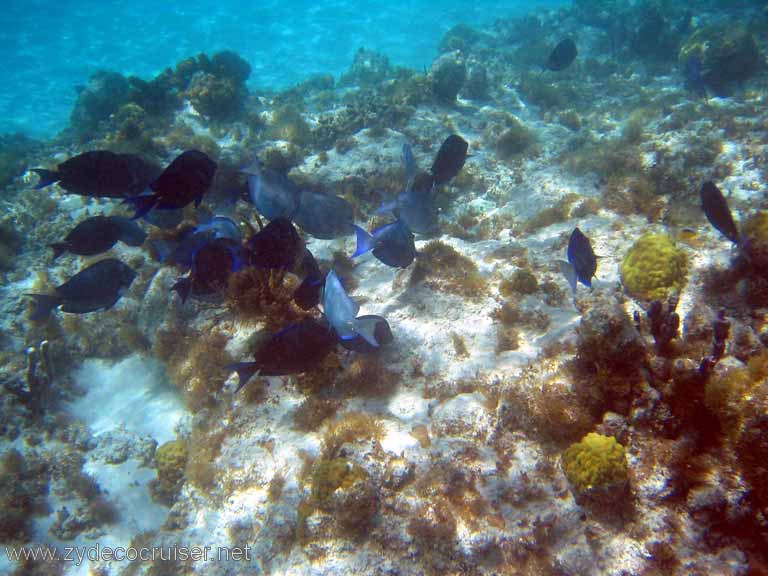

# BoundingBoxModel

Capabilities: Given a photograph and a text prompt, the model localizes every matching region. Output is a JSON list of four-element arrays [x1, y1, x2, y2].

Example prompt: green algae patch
[[620, 233, 687, 301]]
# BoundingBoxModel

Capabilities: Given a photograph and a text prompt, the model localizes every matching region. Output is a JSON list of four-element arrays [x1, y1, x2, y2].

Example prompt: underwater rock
[[679, 25, 762, 95], [429, 51, 466, 102], [461, 62, 489, 100], [339, 47, 391, 87], [438, 23, 489, 54], [185, 72, 246, 122], [70, 71, 132, 134]]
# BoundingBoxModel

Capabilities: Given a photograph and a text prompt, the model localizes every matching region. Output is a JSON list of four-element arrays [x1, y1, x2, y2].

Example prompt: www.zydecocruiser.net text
[[5, 544, 252, 566]]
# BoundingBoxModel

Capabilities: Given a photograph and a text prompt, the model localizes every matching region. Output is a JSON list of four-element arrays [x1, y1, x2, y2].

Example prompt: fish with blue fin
[[339, 315, 393, 353], [172, 238, 245, 304], [27, 258, 136, 322], [402, 142, 417, 190], [431, 135, 468, 186], [293, 189, 355, 239], [33, 150, 154, 198], [50, 215, 147, 261], [700, 181, 740, 244], [353, 219, 415, 268], [241, 159, 299, 220], [378, 145, 438, 234], [322, 269, 380, 347], [227, 318, 338, 391], [246, 217, 303, 269], [558, 227, 597, 300], [191, 215, 241, 242], [124, 150, 217, 219], [684, 54, 707, 97], [545, 38, 577, 71], [139, 205, 184, 229]]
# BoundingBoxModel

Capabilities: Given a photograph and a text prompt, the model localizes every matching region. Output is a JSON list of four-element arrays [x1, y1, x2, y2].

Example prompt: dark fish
[[545, 38, 577, 71], [292, 249, 324, 310], [125, 150, 217, 218], [353, 219, 415, 268], [227, 318, 338, 391], [33, 150, 137, 198], [192, 216, 241, 242], [700, 181, 739, 243], [402, 142, 417, 190], [27, 258, 136, 322], [139, 205, 184, 229], [241, 159, 299, 220], [558, 227, 597, 299], [172, 238, 245, 303], [247, 217, 303, 269], [339, 315, 393, 353], [378, 151, 438, 234], [120, 154, 163, 196], [50, 215, 147, 261], [431, 135, 468, 186], [684, 54, 706, 97], [151, 226, 209, 268], [293, 190, 355, 239]]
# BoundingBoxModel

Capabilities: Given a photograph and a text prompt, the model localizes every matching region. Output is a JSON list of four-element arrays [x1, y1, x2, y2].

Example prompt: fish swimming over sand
[[558, 227, 597, 299], [227, 318, 338, 391], [700, 181, 739, 244], [50, 215, 146, 261], [353, 219, 415, 268], [431, 135, 468, 186], [339, 315, 393, 353], [241, 159, 300, 221], [33, 151, 158, 198], [293, 189, 355, 239], [27, 258, 136, 321], [125, 150, 217, 218], [323, 269, 380, 347]]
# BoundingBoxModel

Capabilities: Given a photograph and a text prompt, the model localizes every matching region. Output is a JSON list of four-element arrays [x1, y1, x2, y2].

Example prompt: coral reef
[[410, 240, 487, 298], [561, 432, 629, 504], [429, 51, 466, 101], [620, 233, 688, 301], [150, 439, 188, 505]]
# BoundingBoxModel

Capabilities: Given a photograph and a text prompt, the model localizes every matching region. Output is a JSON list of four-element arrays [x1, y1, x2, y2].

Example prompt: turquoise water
[[0, 0, 566, 138]]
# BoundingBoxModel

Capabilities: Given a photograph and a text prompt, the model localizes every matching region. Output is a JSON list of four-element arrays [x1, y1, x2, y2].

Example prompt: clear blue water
[[0, 0, 567, 139]]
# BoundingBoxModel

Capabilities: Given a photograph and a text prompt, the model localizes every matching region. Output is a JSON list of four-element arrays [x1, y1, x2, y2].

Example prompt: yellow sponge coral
[[154, 439, 188, 499], [620, 233, 687, 301], [562, 432, 628, 501]]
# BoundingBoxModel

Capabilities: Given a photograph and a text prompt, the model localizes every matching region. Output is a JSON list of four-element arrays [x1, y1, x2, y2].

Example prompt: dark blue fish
[[339, 315, 393, 353], [120, 154, 163, 196], [684, 55, 706, 97], [402, 142, 417, 190], [241, 159, 299, 220], [558, 227, 597, 298], [125, 150, 217, 219], [33, 151, 145, 198], [700, 181, 739, 244], [293, 189, 355, 239], [246, 217, 303, 269], [379, 146, 438, 234], [227, 318, 338, 391], [292, 249, 324, 310], [27, 258, 136, 322], [353, 219, 415, 268], [192, 216, 241, 242], [545, 38, 577, 71], [139, 206, 184, 229], [172, 238, 245, 303], [50, 215, 146, 261], [431, 135, 468, 186]]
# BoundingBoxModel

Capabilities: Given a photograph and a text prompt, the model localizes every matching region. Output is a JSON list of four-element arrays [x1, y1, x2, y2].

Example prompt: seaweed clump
[[226, 268, 309, 330], [410, 240, 487, 298]]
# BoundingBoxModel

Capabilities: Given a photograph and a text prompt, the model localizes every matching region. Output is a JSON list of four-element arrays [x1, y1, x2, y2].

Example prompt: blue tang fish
[[241, 159, 299, 220], [700, 181, 739, 244], [27, 258, 136, 321], [293, 189, 355, 239], [246, 217, 303, 269], [558, 227, 597, 298], [339, 315, 393, 353], [172, 238, 245, 304], [50, 215, 146, 261], [353, 219, 415, 268], [322, 269, 379, 347]]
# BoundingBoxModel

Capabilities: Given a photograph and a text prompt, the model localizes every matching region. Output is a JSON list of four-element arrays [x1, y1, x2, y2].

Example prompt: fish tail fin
[[32, 168, 60, 189], [226, 362, 260, 392], [171, 277, 192, 304], [123, 194, 158, 220], [557, 259, 577, 295], [49, 242, 69, 262], [352, 225, 375, 258], [26, 293, 61, 322], [354, 317, 380, 348]]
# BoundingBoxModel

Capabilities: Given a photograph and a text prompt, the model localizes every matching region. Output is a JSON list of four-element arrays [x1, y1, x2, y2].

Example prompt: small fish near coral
[[545, 38, 577, 72], [558, 227, 597, 300], [227, 318, 338, 391], [700, 180, 740, 244], [124, 149, 217, 219], [353, 219, 415, 269], [50, 215, 147, 261], [33, 150, 159, 198], [27, 258, 137, 322]]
